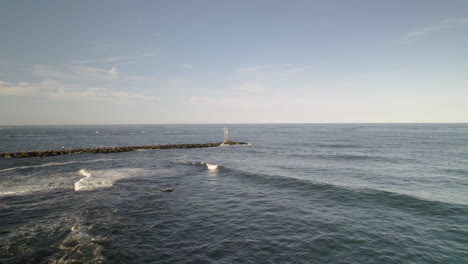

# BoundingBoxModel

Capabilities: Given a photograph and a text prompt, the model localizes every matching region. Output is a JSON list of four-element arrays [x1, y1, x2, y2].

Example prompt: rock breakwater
[[0, 141, 247, 158]]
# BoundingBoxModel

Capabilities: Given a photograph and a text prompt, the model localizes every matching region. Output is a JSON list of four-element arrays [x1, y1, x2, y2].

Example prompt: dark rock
[[0, 141, 248, 158]]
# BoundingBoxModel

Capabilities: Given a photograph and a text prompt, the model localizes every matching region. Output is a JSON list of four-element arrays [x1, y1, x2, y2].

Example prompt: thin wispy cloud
[[390, 17, 468, 45], [178, 64, 193, 69], [0, 80, 38, 95], [189, 96, 209, 104], [0, 80, 160, 104], [231, 82, 267, 94], [85, 39, 144, 53], [127, 75, 153, 81], [83, 87, 160, 103], [72, 56, 129, 65], [234, 64, 303, 79], [236, 64, 292, 73], [72, 51, 158, 66], [228, 64, 305, 95], [81, 40, 159, 66], [408, 18, 468, 37], [142, 52, 159, 57], [33, 64, 119, 81], [33, 64, 150, 82], [33, 65, 77, 80], [189, 95, 257, 108], [168, 78, 190, 85]]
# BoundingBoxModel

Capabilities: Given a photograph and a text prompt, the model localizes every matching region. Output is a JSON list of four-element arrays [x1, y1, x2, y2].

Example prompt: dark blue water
[[1, 124, 467, 263]]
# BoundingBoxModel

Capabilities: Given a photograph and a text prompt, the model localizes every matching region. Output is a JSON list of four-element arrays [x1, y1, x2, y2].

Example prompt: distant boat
[[96, 131, 100, 134]]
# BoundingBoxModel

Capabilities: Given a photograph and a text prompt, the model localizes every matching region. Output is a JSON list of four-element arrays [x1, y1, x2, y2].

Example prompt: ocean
[[0, 124, 467, 264]]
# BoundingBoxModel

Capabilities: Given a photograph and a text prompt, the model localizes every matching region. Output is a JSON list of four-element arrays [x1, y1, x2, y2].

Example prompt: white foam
[[1, 191, 20, 196], [207, 164, 218, 170], [0, 163, 145, 197], [51, 224, 106, 264], [219, 142, 251, 147], [0, 172, 73, 197], [201, 162, 219, 170], [0, 158, 113, 173], [78, 169, 91, 178], [74, 168, 147, 192]]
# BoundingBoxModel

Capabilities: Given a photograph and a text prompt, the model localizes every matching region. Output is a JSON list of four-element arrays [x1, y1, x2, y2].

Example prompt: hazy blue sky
[[0, 0, 467, 125]]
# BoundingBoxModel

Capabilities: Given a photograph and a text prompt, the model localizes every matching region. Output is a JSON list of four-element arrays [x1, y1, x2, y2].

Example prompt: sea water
[[0, 124, 467, 263]]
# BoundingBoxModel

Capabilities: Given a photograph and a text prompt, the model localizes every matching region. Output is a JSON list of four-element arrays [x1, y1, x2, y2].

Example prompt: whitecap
[[200, 162, 219, 170], [74, 168, 147, 192], [207, 164, 218, 170]]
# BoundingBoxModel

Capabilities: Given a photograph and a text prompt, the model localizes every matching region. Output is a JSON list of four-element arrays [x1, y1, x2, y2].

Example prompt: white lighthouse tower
[[223, 128, 229, 144]]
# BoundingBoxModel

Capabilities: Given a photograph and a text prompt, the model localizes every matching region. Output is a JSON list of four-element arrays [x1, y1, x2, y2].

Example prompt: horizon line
[[1, 122, 467, 127]]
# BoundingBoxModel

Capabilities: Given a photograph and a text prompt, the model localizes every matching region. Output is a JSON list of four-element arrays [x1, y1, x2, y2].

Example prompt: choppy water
[[0, 124, 467, 264]]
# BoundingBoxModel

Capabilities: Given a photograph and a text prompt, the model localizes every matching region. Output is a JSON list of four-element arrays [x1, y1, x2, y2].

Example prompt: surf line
[[0, 141, 247, 158]]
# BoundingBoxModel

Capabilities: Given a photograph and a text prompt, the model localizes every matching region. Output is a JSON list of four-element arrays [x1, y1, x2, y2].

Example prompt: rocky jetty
[[0, 141, 247, 158]]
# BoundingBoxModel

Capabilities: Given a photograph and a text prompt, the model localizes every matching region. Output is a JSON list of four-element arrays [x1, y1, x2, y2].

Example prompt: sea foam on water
[[74, 168, 147, 191], [51, 224, 106, 264], [200, 162, 219, 170]]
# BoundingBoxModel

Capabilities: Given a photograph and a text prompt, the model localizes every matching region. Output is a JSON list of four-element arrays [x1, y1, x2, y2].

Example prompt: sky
[[0, 0, 467, 125]]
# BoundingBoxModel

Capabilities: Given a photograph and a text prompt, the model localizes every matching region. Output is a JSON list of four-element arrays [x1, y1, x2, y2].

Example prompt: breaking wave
[[74, 168, 147, 192], [220, 165, 468, 211], [200, 162, 219, 170]]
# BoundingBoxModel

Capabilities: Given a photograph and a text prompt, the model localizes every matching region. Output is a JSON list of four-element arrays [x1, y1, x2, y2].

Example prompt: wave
[[78, 169, 91, 178], [200, 162, 219, 170], [50, 224, 107, 264], [74, 168, 147, 192], [439, 168, 468, 176], [218, 166, 468, 217], [327, 153, 376, 161], [0, 158, 113, 173], [74, 169, 92, 191], [289, 152, 402, 163], [0, 166, 152, 197], [207, 164, 218, 170], [191, 162, 220, 170], [0, 190, 25, 197]]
